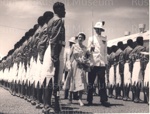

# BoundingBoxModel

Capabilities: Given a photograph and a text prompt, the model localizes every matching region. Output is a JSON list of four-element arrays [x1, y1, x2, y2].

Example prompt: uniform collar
[[126, 46, 132, 50], [95, 35, 106, 41], [54, 14, 61, 20]]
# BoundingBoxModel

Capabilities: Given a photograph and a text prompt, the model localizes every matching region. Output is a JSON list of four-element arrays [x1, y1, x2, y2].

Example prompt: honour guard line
[[0, 2, 66, 113], [0, 2, 149, 113]]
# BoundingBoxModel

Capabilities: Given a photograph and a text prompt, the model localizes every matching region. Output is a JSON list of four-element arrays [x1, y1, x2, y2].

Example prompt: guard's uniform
[[115, 48, 123, 86], [140, 52, 149, 104], [108, 52, 116, 87], [30, 27, 41, 87], [120, 45, 133, 101], [11, 49, 19, 95], [45, 14, 65, 111], [8, 56, 13, 90], [36, 23, 49, 87], [129, 45, 146, 102], [26, 36, 34, 87], [122, 46, 133, 86], [46, 15, 65, 90], [143, 55, 149, 87], [129, 45, 146, 86], [114, 47, 124, 99]]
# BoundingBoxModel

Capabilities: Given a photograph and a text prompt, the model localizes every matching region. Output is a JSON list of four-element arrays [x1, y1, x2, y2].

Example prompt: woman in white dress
[[64, 33, 90, 106]]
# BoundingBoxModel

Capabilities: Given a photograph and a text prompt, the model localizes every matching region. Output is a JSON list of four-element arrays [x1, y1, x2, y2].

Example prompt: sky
[[0, 0, 149, 57]]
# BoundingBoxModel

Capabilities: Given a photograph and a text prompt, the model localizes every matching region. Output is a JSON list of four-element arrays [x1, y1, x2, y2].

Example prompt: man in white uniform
[[87, 21, 108, 106]]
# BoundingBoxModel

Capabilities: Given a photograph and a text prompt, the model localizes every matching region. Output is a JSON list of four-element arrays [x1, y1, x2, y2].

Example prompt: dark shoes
[[73, 96, 79, 100], [101, 101, 110, 107], [87, 101, 110, 107], [87, 101, 93, 106]]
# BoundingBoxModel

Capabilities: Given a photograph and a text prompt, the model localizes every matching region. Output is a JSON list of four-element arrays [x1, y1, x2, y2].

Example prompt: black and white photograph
[[0, 0, 149, 114]]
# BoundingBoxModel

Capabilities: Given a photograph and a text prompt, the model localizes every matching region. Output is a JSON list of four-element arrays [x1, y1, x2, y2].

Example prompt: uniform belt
[[58, 41, 65, 47]]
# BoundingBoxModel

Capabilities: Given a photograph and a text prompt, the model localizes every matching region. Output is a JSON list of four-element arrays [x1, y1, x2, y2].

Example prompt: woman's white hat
[[69, 37, 76, 43]]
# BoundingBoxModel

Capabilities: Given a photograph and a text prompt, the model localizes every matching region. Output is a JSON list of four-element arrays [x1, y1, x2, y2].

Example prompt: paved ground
[[0, 87, 149, 114]]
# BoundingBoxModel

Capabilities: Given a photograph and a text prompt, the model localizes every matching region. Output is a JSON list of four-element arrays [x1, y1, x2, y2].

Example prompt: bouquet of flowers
[[77, 50, 91, 72]]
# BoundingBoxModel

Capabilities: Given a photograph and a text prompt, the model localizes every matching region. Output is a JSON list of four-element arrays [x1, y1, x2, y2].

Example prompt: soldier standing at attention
[[122, 39, 134, 101], [108, 45, 117, 98], [12, 43, 20, 96], [141, 51, 149, 105], [36, 11, 54, 112], [23, 30, 35, 101], [46, 2, 66, 112], [25, 30, 37, 102], [29, 17, 44, 108], [114, 41, 124, 99], [129, 36, 146, 103]]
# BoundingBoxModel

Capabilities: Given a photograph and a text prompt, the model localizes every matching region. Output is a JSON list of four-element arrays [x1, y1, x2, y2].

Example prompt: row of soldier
[[106, 37, 149, 104], [0, 2, 66, 113], [0, 2, 149, 113]]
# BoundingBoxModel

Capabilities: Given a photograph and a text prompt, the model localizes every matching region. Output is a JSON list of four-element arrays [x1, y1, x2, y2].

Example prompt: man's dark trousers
[[87, 66, 108, 103]]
